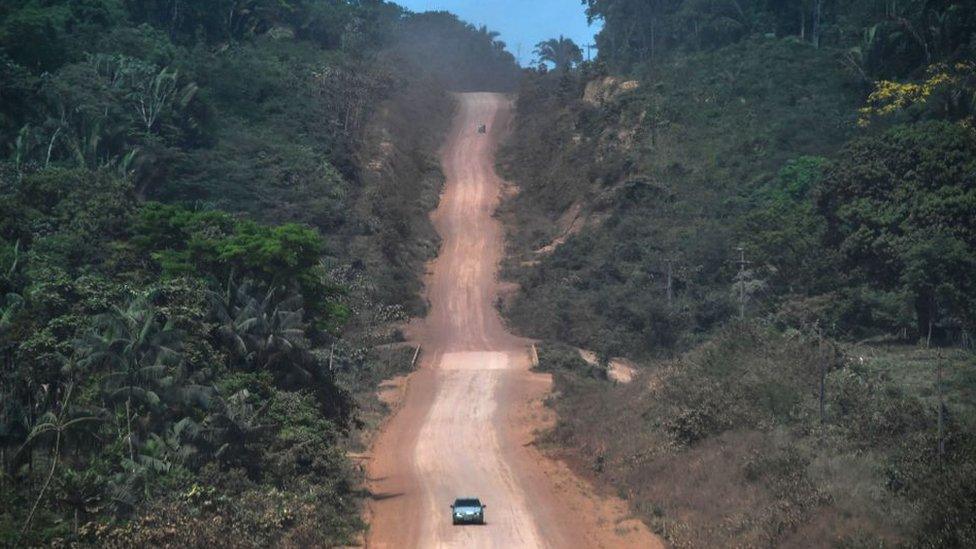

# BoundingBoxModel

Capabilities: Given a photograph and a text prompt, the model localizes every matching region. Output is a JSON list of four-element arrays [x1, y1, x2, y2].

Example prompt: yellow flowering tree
[[859, 62, 976, 127]]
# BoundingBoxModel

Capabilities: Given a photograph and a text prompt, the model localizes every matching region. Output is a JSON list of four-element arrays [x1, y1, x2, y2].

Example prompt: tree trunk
[[46, 127, 62, 167], [817, 328, 827, 423], [812, 0, 823, 48], [126, 397, 134, 462], [819, 343, 827, 423], [937, 356, 945, 463], [915, 291, 935, 343], [21, 430, 60, 539], [665, 260, 674, 309]]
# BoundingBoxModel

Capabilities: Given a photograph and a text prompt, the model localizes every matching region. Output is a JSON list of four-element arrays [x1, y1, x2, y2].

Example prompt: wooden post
[[665, 259, 674, 309], [735, 246, 750, 320], [937, 351, 945, 463], [812, 0, 823, 48], [817, 325, 827, 424]]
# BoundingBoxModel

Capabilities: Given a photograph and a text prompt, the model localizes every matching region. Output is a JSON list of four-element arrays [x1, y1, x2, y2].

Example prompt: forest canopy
[[0, 0, 519, 545], [499, 1, 976, 546]]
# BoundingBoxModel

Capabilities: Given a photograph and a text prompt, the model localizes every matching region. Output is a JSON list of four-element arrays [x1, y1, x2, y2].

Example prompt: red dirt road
[[366, 93, 663, 549]]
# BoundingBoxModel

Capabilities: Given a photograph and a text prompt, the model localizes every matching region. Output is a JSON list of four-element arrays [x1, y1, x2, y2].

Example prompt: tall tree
[[817, 121, 976, 338], [534, 35, 583, 71], [79, 297, 182, 461]]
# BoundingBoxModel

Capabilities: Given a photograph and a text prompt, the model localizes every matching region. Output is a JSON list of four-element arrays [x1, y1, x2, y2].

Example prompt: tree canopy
[[0, 0, 520, 544], [534, 35, 583, 71]]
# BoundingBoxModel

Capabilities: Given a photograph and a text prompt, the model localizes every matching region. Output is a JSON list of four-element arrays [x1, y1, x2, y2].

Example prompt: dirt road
[[366, 93, 662, 549]]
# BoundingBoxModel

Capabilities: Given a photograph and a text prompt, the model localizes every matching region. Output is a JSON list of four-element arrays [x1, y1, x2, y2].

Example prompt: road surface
[[366, 93, 662, 549]]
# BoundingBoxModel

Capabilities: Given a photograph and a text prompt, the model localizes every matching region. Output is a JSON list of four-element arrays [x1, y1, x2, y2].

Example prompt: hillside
[[499, 1, 976, 546], [0, 1, 518, 545]]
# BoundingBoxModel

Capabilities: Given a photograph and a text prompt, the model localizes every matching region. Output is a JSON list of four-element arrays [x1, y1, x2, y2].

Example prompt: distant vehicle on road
[[477, 123, 487, 134], [451, 497, 486, 525]]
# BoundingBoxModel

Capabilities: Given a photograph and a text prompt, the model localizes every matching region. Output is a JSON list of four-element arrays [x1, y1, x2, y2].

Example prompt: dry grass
[[538, 329, 976, 547]]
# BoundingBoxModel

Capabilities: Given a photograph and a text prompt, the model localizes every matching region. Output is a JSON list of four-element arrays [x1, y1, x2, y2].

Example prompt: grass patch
[[538, 324, 976, 547]]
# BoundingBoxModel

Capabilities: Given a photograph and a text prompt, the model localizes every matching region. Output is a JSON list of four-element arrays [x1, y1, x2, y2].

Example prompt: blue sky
[[395, 0, 601, 65]]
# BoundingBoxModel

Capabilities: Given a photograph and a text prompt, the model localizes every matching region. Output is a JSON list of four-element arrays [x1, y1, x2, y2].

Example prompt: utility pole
[[664, 258, 674, 309], [812, 0, 823, 49], [735, 246, 750, 320], [816, 322, 827, 424], [937, 350, 946, 463], [586, 43, 596, 62]]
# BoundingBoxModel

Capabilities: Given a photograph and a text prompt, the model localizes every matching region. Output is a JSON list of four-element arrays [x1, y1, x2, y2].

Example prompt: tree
[[211, 279, 310, 384], [817, 121, 976, 338], [79, 297, 183, 461], [90, 55, 198, 134], [534, 36, 583, 71], [203, 389, 271, 474], [0, 4, 71, 71], [17, 383, 101, 539], [859, 62, 976, 127], [132, 202, 344, 327], [55, 468, 105, 536], [744, 156, 837, 295]]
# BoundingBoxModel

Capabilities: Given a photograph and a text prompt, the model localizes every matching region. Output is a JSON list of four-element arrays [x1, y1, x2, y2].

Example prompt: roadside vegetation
[[501, 1, 976, 546], [0, 1, 518, 545]]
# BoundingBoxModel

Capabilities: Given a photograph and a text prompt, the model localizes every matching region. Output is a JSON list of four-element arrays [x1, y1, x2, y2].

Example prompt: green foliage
[[534, 36, 583, 71], [504, 2, 976, 546], [585, 0, 976, 76], [0, 3, 72, 71], [132, 202, 350, 329], [818, 121, 976, 336], [0, 1, 519, 544], [134, 203, 322, 281], [502, 38, 859, 357], [744, 156, 838, 296]]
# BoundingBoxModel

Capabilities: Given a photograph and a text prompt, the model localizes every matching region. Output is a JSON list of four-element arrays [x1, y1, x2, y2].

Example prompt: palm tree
[[211, 279, 312, 386], [478, 25, 500, 42], [55, 468, 105, 536], [79, 297, 182, 461], [203, 390, 271, 474], [118, 416, 198, 501], [0, 292, 22, 336], [534, 35, 584, 71], [17, 383, 101, 539], [2, 291, 27, 488]]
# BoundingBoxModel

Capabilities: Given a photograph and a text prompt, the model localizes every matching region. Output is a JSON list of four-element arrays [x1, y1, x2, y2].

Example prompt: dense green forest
[[500, 0, 976, 546], [0, 1, 517, 545]]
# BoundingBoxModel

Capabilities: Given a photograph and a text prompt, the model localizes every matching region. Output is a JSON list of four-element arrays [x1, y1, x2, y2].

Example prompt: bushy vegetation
[[584, 0, 976, 78], [503, 1, 976, 357], [0, 0, 518, 544], [542, 326, 976, 547], [502, 36, 862, 358], [501, 0, 976, 545]]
